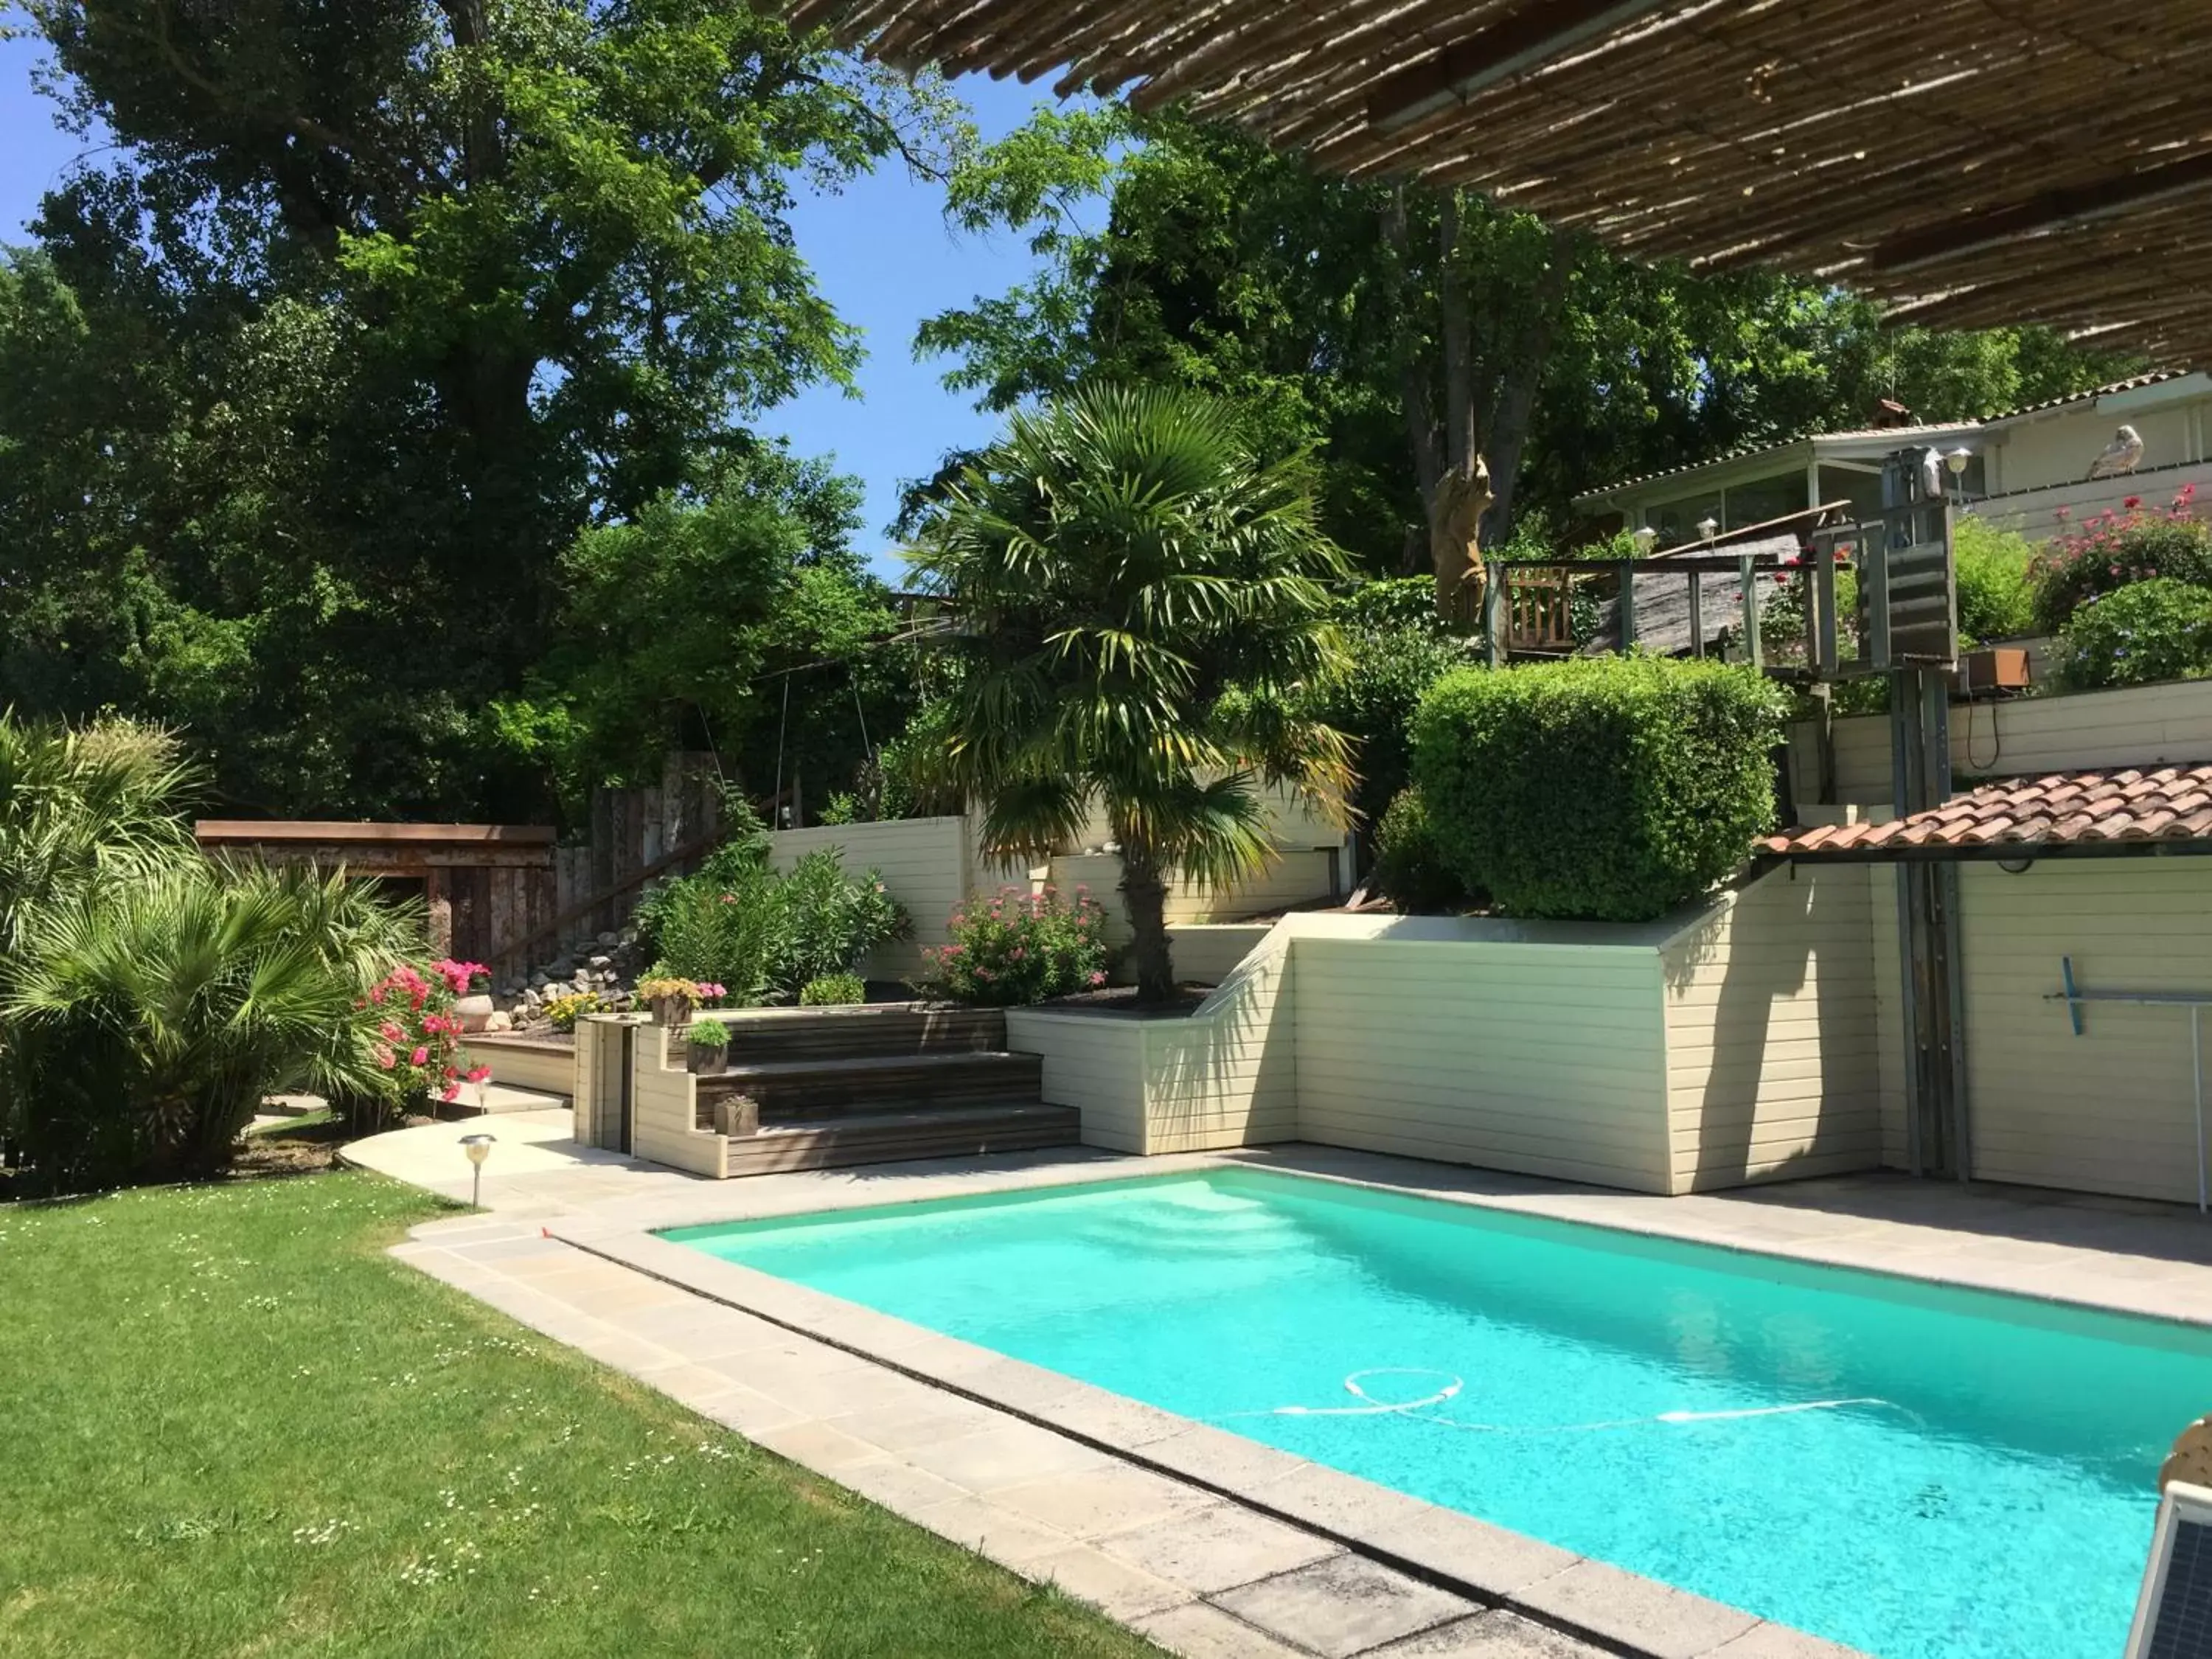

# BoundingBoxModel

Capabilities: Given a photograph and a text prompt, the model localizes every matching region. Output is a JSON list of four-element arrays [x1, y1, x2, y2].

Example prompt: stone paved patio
[[358, 1112, 2212, 1658]]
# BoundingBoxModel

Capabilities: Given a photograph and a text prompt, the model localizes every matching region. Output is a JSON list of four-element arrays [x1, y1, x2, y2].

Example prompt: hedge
[[1411, 657, 1788, 922]]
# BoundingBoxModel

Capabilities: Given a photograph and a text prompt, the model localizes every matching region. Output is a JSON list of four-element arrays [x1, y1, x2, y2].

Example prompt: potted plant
[[684, 1019, 729, 1074], [637, 974, 700, 1029]]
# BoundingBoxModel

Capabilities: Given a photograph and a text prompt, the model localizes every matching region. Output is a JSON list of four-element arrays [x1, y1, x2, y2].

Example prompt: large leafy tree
[[499, 445, 918, 816], [911, 384, 1352, 1004], [917, 107, 2134, 612], [1, 1, 962, 819]]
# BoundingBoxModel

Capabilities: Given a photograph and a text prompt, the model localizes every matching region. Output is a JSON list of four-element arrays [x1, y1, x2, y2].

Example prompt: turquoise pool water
[[668, 1169, 2212, 1659]]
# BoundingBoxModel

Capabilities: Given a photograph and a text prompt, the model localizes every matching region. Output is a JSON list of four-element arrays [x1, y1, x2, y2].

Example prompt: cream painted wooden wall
[[1957, 860, 2212, 1205], [765, 815, 970, 980], [1290, 920, 1676, 1192], [1006, 922, 1298, 1154], [626, 1023, 726, 1177], [1658, 866, 1885, 1191], [1790, 679, 2212, 807]]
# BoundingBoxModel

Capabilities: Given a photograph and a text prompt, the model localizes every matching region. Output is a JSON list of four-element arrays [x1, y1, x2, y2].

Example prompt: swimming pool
[[667, 1168, 2212, 1659]]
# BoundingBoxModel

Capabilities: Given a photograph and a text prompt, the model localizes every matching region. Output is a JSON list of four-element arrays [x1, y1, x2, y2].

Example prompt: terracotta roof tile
[[1759, 766, 2212, 860]]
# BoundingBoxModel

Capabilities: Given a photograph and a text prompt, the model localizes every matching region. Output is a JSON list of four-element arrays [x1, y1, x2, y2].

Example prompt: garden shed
[[194, 820, 557, 967]]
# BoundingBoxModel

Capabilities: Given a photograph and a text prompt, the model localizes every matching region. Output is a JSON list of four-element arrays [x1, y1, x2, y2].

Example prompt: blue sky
[[0, 28, 1070, 577]]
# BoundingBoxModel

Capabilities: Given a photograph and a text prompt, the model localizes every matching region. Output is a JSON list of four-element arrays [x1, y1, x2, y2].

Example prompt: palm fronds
[[910, 385, 1355, 1000]]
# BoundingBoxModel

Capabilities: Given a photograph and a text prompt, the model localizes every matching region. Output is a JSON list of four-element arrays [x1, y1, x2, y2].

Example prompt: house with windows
[[1577, 371, 2212, 546]]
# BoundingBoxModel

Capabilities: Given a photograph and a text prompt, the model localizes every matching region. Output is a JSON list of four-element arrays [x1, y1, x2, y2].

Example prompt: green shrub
[[682, 1018, 730, 1048], [1412, 657, 1787, 922], [2056, 579, 2212, 691], [646, 854, 783, 1004], [1952, 516, 2036, 643], [916, 887, 1110, 1006], [2031, 489, 2212, 632], [1303, 624, 1467, 838], [768, 849, 909, 998], [1369, 787, 1471, 914], [799, 972, 867, 1006], [1334, 577, 1447, 636]]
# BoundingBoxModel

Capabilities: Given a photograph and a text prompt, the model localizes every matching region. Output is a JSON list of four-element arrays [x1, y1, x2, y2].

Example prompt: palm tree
[[911, 385, 1354, 1004]]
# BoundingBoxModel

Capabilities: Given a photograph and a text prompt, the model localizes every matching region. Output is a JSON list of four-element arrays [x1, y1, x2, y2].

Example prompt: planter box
[[1958, 646, 2031, 694]]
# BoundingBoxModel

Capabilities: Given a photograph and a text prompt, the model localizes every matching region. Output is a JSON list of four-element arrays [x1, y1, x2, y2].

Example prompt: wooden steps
[[678, 1003, 1078, 1176], [720, 1103, 1080, 1176], [697, 1051, 1043, 1123], [714, 1004, 1008, 1065]]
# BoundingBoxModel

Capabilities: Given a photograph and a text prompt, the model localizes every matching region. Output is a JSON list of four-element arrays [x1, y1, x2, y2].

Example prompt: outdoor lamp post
[[459, 1132, 495, 1208], [1946, 447, 1973, 507]]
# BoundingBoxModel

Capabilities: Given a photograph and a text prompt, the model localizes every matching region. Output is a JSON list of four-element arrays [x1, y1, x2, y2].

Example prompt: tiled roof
[[1760, 767, 2212, 861]]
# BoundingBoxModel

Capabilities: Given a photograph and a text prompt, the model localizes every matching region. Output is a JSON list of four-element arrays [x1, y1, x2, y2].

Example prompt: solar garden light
[[1946, 446, 1974, 507], [1696, 515, 1719, 543], [459, 1132, 495, 1208], [1630, 524, 1658, 556]]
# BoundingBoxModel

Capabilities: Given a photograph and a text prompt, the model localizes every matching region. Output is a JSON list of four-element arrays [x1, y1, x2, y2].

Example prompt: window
[[1722, 472, 1809, 531]]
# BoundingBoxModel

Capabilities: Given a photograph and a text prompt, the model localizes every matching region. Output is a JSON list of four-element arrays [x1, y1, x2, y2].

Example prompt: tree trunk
[[1119, 839, 1175, 1006]]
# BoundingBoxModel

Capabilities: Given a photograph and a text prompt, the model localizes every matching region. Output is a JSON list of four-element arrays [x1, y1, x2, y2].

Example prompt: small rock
[[529, 971, 549, 990], [546, 958, 574, 978], [521, 987, 543, 1011], [484, 1010, 513, 1032], [596, 931, 619, 949], [587, 953, 611, 970]]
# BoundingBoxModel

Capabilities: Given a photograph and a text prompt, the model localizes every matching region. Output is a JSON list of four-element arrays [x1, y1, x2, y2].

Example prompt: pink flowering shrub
[[365, 957, 490, 1110], [915, 886, 1110, 1006], [2031, 486, 2211, 633]]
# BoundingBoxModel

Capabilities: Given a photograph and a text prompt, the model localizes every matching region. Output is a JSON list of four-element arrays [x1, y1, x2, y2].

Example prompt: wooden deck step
[[720, 1102, 1080, 1177], [698, 1051, 1043, 1121], [717, 1004, 1008, 1065]]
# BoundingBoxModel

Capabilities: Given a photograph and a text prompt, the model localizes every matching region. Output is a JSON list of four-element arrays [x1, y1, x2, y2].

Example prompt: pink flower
[[1087, 971, 1107, 986], [411, 1046, 429, 1066], [439, 1082, 461, 1102], [2125, 495, 2143, 512], [379, 1020, 403, 1042], [373, 1043, 395, 1071], [466, 1065, 491, 1083]]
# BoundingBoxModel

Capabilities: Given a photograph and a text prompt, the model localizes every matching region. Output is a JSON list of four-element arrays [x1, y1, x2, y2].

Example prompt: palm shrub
[[909, 384, 1353, 1004], [0, 712, 197, 959], [1413, 657, 1788, 922], [4, 864, 410, 1189]]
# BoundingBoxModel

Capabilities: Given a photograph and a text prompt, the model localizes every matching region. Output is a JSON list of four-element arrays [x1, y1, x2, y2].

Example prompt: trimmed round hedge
[[1411, 657, 1787, 922]]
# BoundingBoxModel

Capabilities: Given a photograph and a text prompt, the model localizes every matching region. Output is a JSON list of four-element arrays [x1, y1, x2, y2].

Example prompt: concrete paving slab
[[1211, 1554, 1475, 1659], [1095, 1500, 1341, 1595], [1134, 1601, 1315, 1659], [1512, 1560, 1760, 1659], [1370, 1610, 1610, 1658], [1026, 1544, 1200, 1621]]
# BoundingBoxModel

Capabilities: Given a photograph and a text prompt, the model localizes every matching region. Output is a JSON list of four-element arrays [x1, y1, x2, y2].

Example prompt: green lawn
[[0, 1171, 1161, 1658]]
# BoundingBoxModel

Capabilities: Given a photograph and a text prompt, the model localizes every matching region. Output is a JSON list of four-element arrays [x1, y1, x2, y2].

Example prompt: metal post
[[2195, 1006, 2205, 1215], [1688, 571, 1705, 657], [1739, 553, 1760, 668], [1615, 559, 1635, 655]]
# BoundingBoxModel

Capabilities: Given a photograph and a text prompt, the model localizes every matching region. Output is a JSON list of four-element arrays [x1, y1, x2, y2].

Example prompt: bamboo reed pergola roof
[[797, 0, 2212, 363]]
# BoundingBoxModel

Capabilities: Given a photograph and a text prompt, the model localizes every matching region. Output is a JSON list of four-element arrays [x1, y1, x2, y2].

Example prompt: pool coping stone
[[537, 1209, 1861, 1659]]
